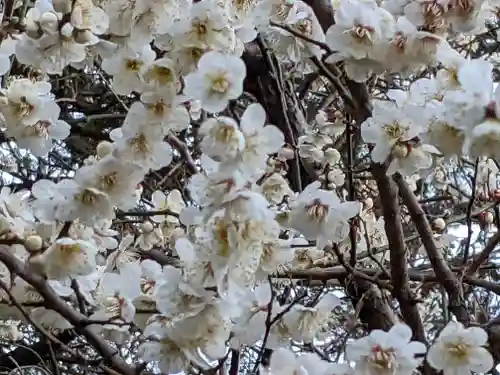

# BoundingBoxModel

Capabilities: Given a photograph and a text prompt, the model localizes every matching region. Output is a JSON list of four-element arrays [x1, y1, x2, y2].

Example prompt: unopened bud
[[140, 221, 154, 233], [482, 211, 494, 225], [39, 12, 59, 32], [96, 141, 114, 158], [60, 23, 74, 38], [433, 218, 446, 231], [364, 198, 374, 210], [73, 29, 95, 44], [324, 147, 341, 165], [25, 23, 42, 39], [24, 235, 43, 252], [311, 148, 324, 162]]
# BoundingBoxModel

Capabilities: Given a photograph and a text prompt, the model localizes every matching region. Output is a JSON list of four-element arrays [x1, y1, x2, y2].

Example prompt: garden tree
[[0, 0, 500, 374]]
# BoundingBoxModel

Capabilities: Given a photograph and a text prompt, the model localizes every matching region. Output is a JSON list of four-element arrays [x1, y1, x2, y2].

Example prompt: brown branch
[[229, 350, 240, 375], [282, 267, 500, 295], [394, 174, 469, 324], [371, 164, 427, 344], [0, 246, 136, 375], [467, 230, 500, 276], [166, 133, 198, 175]]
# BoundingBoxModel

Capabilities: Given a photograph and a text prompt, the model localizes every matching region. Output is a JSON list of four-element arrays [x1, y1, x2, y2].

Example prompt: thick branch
[[372, 163, 427, 344], [394, 174, 469, 324]]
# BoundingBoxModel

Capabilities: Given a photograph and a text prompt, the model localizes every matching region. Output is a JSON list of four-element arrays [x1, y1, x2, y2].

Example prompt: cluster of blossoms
[[361, 56, 500, 176], [0, 0, 496, 372]]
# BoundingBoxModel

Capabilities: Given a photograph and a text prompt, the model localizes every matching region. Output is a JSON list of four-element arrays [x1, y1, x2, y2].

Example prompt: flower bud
[[25, 22, 42, 39], [96, 141, 114, 158], [60, 22, 74, 38], [364, 197, 374, 210], [483, 211, 494, 224], [140, 221, 154, 233], [25, 235, 43, 252], [73, 29, 95, 44], [311, 148, 324, 163], [324, 147, 341, 165], [39, 12, 59, 33], [433, 218, 446, 231]]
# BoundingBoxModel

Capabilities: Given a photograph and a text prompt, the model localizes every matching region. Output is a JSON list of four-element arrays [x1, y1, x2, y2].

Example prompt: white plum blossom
[[138, 335, 191, 374], [105, 234, 139, 272], [184, 51, 246, 113], [427, 321, 493, 375], [269, 348, 337, 375], [199, 116, 246, 162], [110, 124, 173, 171], [235, 103, 285, 178], [0, 0, 499, 370], [167, 0, 236, 51], [55, 179, 114, 226], [90, 263, 142, 326], [284, 293, 340, 341], [101, 44, 156, 96], [260, 173, 293, 204], [289, 181, 361, 248], [265, 0, 326, 64], [361, 98, 422, 164], [30, 237, 99, 280], [346, 323, 427, 375], [0, 79, 58, 129]]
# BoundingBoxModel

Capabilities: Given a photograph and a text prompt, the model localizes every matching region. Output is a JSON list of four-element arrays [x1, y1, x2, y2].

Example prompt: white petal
[[468, 347, 493, 373], [241, 103, 266, 134]]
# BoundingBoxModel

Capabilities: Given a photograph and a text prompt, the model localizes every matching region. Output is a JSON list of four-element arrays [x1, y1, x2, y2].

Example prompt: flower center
[[103, 296, 125, 318], [383, 122, 407, 140], [13, 96, 34, 118], [100, 172, 118, 191], [294, 18, 312, 36], [349, 25, 374, 45], [214, 123, 238, 142], [126, 59, 143, 72], [190, 47, 204, 61], [422, 2, 445, 32], [129, 133, 150, 154], [211, 76, 229, 94], [148, 100, 168, 117], [445, 341, 470, 361], [234, 0, 254, 12], [141, 279, 156, 295], [26, 120, 51, 138], [193, 21, 208, 37], [75, 188, 98, 206], [150, 65, 174, 86], [305, 198, 329, 223], [393, 32, 407, 52], [214, 219, 231, 257], [369, 345, 397, 373], [57, 243, 82, 256]]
